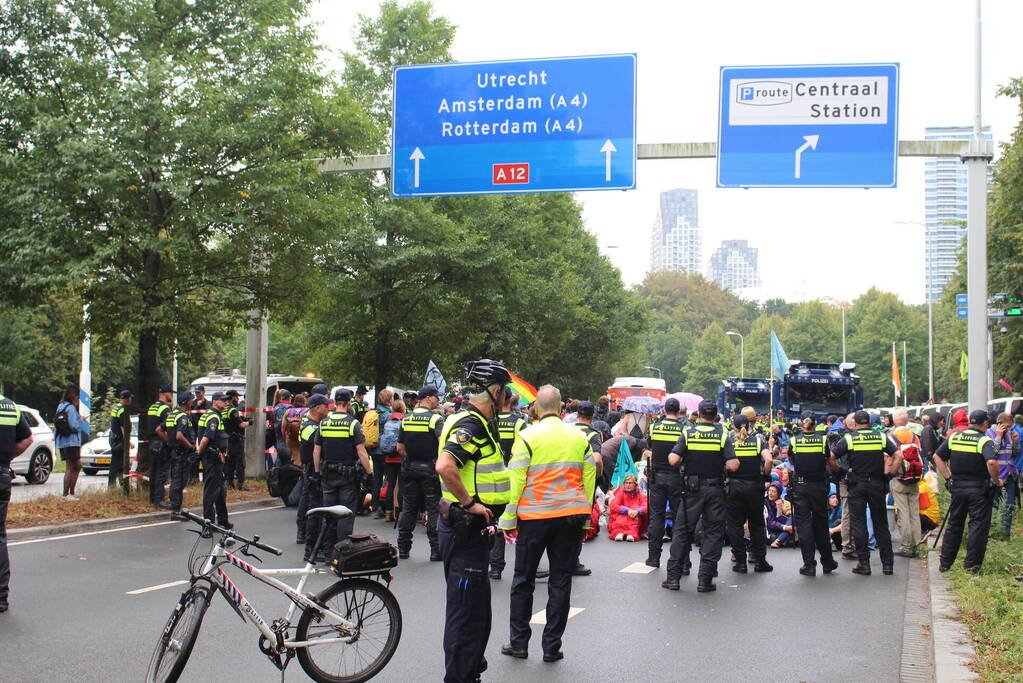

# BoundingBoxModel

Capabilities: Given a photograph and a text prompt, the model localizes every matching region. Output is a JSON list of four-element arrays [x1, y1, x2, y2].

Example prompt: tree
[[681, 323, 739, 398], [0, 0, 368, 407], [783, 301, 842, 365]]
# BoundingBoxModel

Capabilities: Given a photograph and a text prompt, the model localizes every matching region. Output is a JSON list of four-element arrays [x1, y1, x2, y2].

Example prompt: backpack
[[362, 410, 380, 449], [380, 417, 401, 455], [283, 407, 306, 442], [897, 441, 923, 482], [54, 405, 75, 437]]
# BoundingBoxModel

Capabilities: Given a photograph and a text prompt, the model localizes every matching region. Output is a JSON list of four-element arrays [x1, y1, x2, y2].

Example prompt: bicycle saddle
[[306, 505, 354, 520]]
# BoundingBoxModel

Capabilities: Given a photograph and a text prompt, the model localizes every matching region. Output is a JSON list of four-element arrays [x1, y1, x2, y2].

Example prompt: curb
[[9, 497, 282, 541], [927, 552, 980, 682]]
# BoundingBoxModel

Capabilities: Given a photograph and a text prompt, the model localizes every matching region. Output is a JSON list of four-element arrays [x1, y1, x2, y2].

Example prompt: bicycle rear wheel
[[295, 577, 402, 683], [146, 581, 213, 683]]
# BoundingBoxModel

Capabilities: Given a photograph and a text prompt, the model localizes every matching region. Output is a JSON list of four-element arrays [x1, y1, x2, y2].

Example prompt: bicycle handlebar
[[179, 509, 284, 556]]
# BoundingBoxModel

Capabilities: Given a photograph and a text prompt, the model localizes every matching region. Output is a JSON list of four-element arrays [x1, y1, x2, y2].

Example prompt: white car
[[81, 415, 138, 475], [10, 405, 56, 484]]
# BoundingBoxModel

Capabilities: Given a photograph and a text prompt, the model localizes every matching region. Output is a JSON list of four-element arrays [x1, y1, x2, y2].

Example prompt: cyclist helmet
[[464, 358, 511, 389]]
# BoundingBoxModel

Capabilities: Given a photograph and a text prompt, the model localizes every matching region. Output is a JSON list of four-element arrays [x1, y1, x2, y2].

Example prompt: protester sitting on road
[[608, 473, 647, 541], [919, 469, 941, 543], [55, 386, 88, 500], [828, 490, 843, 551], [765, 484, 794, 547]]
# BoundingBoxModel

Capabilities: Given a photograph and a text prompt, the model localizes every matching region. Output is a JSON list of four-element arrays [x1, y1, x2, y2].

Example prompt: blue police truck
[[772, 361, 863, 422], [717, 377, 773, 419]]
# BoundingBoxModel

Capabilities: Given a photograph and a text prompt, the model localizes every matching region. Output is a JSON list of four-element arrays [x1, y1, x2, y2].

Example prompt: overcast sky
[[310, 0, 1023, 305]]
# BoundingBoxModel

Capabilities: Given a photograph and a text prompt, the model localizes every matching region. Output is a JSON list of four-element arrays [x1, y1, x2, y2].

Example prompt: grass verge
[[8, 481, 271, 528]]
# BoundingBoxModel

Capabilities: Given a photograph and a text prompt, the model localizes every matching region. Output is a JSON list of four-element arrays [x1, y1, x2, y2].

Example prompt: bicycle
[[146, 506, 401, 683]]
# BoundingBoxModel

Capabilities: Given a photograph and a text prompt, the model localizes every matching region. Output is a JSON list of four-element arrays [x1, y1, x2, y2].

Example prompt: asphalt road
[[2, 506, 913, 682], [10, 470, 108, 503]]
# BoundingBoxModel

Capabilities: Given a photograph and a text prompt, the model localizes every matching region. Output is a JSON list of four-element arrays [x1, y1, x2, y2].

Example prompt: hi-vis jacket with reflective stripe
[[499, 414, 597, 530], [438, 409, 507, 505]]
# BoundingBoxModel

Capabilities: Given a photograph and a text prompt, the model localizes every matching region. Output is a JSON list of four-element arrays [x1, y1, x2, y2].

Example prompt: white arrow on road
[[409, 147, 425, 188], [793, 134, 819, 179], [600, 139, 617, 182]]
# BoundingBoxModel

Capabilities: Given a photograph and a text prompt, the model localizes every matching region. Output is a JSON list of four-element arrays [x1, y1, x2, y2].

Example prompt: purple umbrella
[[665, 392, 704, 414], [621, 395, 663, 415]]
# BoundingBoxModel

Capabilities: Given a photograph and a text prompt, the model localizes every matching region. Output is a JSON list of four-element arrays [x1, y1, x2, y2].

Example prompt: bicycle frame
[[198, 541, 357, 649]]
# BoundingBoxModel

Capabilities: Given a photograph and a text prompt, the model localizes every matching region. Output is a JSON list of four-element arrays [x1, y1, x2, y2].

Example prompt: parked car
[[81, 415, 138, 476], [10, 405, 56, 484]]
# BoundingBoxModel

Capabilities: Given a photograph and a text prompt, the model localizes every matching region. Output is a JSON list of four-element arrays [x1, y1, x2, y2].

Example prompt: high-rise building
[[923, 125, 993, 302], [708, 239, 760, 292], [649, 188, 701, 274]]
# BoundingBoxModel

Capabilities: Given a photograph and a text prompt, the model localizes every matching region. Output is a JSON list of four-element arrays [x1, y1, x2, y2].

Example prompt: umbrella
[[621, 395, 662, 415], [665, 392, 703, 414]]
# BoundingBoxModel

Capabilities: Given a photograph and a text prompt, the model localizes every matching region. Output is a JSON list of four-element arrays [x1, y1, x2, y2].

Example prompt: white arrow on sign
[[600, 139, 617, 182], [410, 147, 425, 188], [793, 135, 819, 179]]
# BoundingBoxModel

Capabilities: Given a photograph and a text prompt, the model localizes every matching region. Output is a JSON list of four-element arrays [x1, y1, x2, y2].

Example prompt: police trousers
[[149, 442, 168, 505], [509, 515, 585, 655], [647, 469, 682, 561], [202, 453, 229, 526], [168, 448, 190, 511], [297, 463, 318, 540], [439, 516, 491, 683], [725, 478, 767, 561], [0, 466, 12, 600], [940, 482, 995, 571], [320, 465, 360, 548], [667, 482, 726, 581], [488, 504, 507, 573], [848, 476, 893, 565], [225, 439, 245, 486], [790, 480, 835, 568], [108, 442, 125, 487], [397, 464, 440, 554]]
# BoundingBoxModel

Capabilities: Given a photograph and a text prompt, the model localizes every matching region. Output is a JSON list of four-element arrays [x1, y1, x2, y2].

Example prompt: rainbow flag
[[507, 372, 537, 405]]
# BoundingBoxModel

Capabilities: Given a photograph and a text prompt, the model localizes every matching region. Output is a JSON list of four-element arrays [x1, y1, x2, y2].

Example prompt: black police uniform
[[198, 410, 230, 525], [108, 403, 130, 487], [665, 422, 737, 586], [297, 414, 322, 548], [789, 432, 837, 572], [166, 405, 195, 512], [438, 407, 500, 683], [726, 432, 770, 570], [0, 396, 32, 609], [350, 398, 367, 423], [831, 428, 898, 570], [147, 400, 171, 506], [222, 401, 246, 488], [646, 415, 684, 566], [397, 407, 444, 558], [489, 411, 527, 576], [315, 411, 365, 548], [935, 429, 999, 571]]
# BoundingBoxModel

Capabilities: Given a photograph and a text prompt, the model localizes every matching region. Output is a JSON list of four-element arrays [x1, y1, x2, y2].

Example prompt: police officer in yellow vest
[[663, 399, 740, 593], [726, 413, 774, 574], [196, 392, 231, 527], [645, 398, 685, 568], [487, 388, 523, 579], [435, 359, 508, 683], [396, 385, 445, 561], [0, 394, 33, 612], [312, 389, 371, 550], [147, 383, 174, 508], [498, 384, 596, 663], [167, 391, 197, 516], [830, 410, 901, 576], [108, 390, 133, 489], [789, 411, 840, 576], [933, 410, 1003, 573], [297, 394, 331, 551]]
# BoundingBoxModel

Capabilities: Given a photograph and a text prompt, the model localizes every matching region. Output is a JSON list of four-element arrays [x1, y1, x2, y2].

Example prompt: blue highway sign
[[717, 63, 899, 188], [391, 54, 636, 197]]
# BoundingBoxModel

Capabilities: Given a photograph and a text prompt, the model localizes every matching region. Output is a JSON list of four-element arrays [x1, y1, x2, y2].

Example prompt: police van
[[189, 368, 323, 405]]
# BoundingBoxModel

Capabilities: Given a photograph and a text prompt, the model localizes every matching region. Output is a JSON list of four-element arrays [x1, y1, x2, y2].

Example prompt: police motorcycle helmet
[[464, 358, 511, 390]]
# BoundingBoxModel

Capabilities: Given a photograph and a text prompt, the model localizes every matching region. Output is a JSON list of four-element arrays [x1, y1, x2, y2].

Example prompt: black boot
[[645, 555, 660, 568], [822, 559, 839, 574], [732, 560, 748, 573], [852, 561, 871, 576], [753, 557, 774, 573], [696, 577, 716, 592], [661, 575, 680, 590], [799, 564, 816, 576]]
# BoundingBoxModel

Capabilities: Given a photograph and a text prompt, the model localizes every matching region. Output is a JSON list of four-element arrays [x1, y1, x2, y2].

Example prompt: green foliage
[[681, 323, 738, 398]]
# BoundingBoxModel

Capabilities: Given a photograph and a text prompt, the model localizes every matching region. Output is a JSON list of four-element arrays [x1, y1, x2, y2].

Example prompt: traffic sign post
[[717, 63, 899, 188], [391, 54, 636, 197], [955, 293, 1023, 319]]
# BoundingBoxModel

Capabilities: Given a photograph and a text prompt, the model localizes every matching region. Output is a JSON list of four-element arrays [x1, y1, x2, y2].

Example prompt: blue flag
[[424, 360, 447, 397], [770, 330, 790, 380], [611, 437, 639, 489]]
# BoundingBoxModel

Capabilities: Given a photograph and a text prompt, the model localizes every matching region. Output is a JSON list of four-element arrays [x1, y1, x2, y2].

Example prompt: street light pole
[[726, 331, 744, 377]]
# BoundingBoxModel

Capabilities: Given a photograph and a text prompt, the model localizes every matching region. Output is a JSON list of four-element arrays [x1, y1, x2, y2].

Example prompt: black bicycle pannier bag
[[330, 534, 398, 577]]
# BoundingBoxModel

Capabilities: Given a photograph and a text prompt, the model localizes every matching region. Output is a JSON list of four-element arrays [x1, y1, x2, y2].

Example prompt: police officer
[[312, 389, 371, 550], [108, 390, 133, 489], [645, 398, 684, 568], [435, 359, 507, 683], [789, 411, 839, 576], [662, 399, 740, 593], [194, 392, 230, 526], [350, 385, 368, 423], [726, 413, 774, 574], [147, 384, 174, 508], [297, 394, 331, 548], [396, 386, 444, 561], [830, 410, 902, 576], [222, 390, 250, 490], [167, 391, 197, 515], [190, 385, 209, 433], [0, 394, 33, 612], [488, 389, 528, 579], [933, 409, 1003, 573]]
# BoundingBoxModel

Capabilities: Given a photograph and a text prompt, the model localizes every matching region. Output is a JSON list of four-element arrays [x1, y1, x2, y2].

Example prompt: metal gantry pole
[[927, 301, 935, 402]]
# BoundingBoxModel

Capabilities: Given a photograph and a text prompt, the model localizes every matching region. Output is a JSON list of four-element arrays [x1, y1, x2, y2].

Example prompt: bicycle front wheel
[[146, 582, 213, 683], [295, 577, 402, 683]]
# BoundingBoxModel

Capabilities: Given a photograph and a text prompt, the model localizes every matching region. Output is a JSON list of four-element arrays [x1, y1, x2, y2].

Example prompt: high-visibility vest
[[197, 410, 214, 441], [499, 415, 596, 529], [147, 401, 169, 438], [0, 395, 21, 427], [496, 411, 526, 462], [438, 410, 505, 504], [733, 433, 764, 458], [947, 428, 993, 480], [319, 411, 360, 464], [842, 428, 888, 474]]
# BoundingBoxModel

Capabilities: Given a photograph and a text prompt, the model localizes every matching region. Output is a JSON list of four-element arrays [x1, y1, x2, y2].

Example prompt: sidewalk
[[927, 554, 980, 682]]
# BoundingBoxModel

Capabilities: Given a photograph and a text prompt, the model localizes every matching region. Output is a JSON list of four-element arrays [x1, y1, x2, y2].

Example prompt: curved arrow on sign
[[794, 135, 819, 179]]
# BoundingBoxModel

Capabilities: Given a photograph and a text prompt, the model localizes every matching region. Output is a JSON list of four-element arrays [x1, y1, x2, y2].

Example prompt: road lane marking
[[619, 562, 656, 574], [9, 504, 284, 547], [530, 607, 584, 625], [126, 579, 189, 595]]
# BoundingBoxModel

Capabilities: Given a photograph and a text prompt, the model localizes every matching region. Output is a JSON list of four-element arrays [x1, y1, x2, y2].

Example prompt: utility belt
[[847, 471, 887, 483], [683, 475, 723, 493], [948, 478, 991, 491], [729, 475, 764, 482], [0, 463, 13, 479], [402, 459, 436, 475], [794, 474, 826, 484], [321, 461, 362, 488], [437, 498, 486, 547]]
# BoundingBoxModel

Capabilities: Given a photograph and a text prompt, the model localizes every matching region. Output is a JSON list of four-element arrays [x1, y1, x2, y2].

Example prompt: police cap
[[577, 400, 595, 417], [663, 398, 680, 413], [225, 389, 240, 398], [334, 388, 353, 403], [159, 383, 174, 394], [355, 385, 368, 396], [698, 399, 718, 417], [418, 386, 439, 400], [308, 394, 331, 408], [211, 391, 228, 401], [311, 383, 328, 396], [969, 409, 990, 426], [177, 390, 194, 405], [118, 389, 133, 399], [732, 414, 750, 428], [193, 385, 206, 393]]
